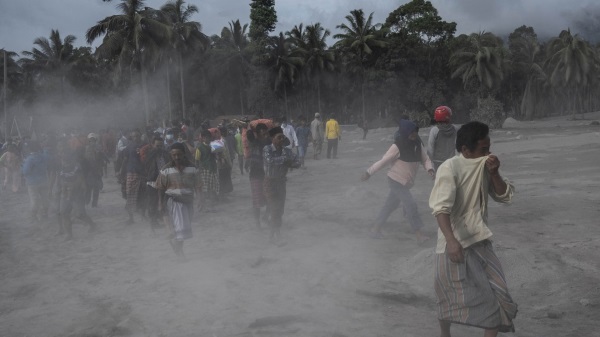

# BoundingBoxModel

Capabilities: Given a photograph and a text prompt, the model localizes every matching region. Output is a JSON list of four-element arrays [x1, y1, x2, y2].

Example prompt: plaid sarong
[[250, 178, 265, 208], [199, 168, 219, 195], [435, 240, 517, 332], [125, 173, 142, 210]]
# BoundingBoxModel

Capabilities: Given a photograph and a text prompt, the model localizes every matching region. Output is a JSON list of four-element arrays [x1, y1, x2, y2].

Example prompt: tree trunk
[[316, 75, 321, 115], [179, 53, 186, 120], [141, 65, 150, 125], [284, 83, 289, 120], [361, 81, 366, 123], [166, 60, 172, 123]]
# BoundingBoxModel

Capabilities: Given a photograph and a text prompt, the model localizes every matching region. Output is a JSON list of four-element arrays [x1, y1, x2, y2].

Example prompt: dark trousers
[[326, 138, 338, 158], [264, 178, 286, 229]]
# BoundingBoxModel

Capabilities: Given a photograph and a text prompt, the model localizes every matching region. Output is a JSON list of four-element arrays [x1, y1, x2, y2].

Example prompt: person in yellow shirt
[[325, 113, 341, 159], [429, 121, 517, 337]]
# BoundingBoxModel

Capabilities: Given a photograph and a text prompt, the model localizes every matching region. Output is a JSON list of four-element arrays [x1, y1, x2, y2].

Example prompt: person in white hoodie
[[429, 121, 517, 337]]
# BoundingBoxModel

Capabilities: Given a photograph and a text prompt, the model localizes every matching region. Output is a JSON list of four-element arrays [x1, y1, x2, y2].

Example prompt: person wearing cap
[[262, 126, 301, 243], [84, 133, 109, 208], [310, 113, 323, 160], [427, 106, 458, 170], [325, 113, 341, 159], [156, 142, 201, 258]]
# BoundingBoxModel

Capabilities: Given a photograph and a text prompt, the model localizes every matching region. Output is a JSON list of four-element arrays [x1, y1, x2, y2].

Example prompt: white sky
[[0, 0, 596, 55]]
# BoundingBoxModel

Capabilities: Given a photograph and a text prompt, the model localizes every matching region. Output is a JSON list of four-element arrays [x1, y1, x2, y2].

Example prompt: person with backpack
[[427, 106, 458, 170], [361, 119, 435, 243]]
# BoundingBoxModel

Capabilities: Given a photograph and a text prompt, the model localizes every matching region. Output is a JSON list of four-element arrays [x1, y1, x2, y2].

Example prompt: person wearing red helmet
[[427, 106, 458, 170]]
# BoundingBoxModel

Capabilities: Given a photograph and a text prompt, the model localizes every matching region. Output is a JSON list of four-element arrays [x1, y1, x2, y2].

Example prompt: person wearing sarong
[[156, 143, 201, 258], [429, 121, 517, 337], [245, 123, 270, 229], [263, 127, 300, 243], [122, 130, 144, 224], [195, 129, 219, 212]]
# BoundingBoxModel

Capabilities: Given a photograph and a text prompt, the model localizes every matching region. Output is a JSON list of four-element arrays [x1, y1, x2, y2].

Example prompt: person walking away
[[429, 121, 517, 337], [0, 143, 22, 192], [245, 123, 270, 228], [310, 113, 323, 160], [294, 116, 311, 168], [21, 141, 50, 223], [360, 119, 434, 243], [359, 117, 369, 140], [195, 130, 220, 212], [427, 106, 458, 171], [156, 142, 201, 259], [325, 113, 341, 159], [263, 127, 301, 243], [122, 130, 145, 224], [84, 133, 109, 207]]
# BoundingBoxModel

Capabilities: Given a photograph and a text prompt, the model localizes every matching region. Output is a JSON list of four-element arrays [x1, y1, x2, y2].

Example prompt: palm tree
[[510, 35, 547, 119], [86, 0, 171, 123], [334, 9, 387, 121], [218, 20, 249, 115], [291, 23, 335, 115], [20, 29, 77, 98], [264, 32, 303, 118], [546, 29, 595, 118], [450, 32, 505, 98], [160, 0, 209, 119]]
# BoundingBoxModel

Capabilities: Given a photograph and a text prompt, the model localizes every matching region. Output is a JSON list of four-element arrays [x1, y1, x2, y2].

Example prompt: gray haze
[[1, 0, 598, 55]]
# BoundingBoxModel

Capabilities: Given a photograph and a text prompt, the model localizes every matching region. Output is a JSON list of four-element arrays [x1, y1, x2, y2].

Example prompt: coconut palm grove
[[1, 0, 599, 132]]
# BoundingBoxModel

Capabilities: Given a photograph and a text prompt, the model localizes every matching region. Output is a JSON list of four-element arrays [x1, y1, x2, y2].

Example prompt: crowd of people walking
[[0, 107, 518, 336]]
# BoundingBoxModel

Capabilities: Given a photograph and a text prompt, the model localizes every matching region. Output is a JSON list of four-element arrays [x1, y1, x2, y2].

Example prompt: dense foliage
[[2, 0, 600, 129]]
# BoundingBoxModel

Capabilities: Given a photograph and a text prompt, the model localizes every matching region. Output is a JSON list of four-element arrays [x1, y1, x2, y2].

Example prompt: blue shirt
[[22, 151, 49, 186]]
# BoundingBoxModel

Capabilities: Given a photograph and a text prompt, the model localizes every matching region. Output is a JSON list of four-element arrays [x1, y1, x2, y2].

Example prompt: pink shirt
[[366, 144, 433, 188]]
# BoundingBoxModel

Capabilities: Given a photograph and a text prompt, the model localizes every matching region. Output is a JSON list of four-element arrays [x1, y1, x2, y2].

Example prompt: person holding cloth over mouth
[[429, 121, 517, 337]]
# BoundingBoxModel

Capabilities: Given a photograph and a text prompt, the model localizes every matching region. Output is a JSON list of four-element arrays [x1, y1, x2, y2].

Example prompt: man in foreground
[[156, 143, 201, 258], [429, 121, 517, 337]]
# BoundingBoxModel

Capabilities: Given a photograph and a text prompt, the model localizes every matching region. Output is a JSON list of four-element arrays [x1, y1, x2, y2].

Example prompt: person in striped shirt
[[156, 142, 202, 258]]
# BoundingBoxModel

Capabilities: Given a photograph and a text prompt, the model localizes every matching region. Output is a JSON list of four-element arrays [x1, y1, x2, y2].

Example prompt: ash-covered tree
[[249, 0, 277, 43], [20, 29, 77, 100]]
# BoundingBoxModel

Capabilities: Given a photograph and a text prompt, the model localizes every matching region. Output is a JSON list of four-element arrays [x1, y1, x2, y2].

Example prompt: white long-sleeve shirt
[[281, 123, 298, 149], [429, 154, 514, 253]]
